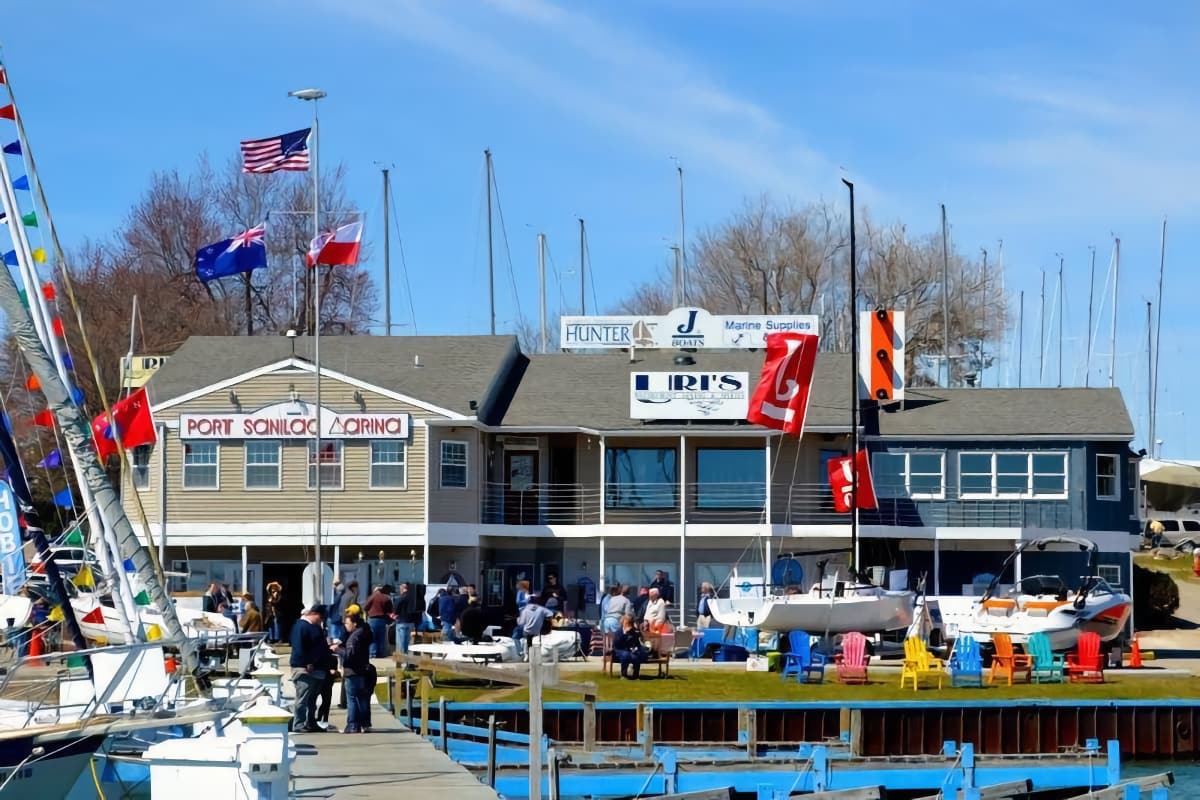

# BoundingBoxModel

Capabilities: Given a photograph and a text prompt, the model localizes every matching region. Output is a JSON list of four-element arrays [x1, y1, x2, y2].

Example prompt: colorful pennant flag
[[21, 211, 35, 227], [12, 175, 28, 190], [48, 605, 64, 622], [36, 449, 60, 469], [134, 590, 150, 606], [0, 105, 13, 120], [24, 374, 38, 391], [3, 250, 15, 266], [62, 353, 72, 370], [80, 606, 105, 625], [71, 387, 84, 405], [145, 623, 162, 641], [72, 564, 94, 588], [40, 282, 54, 301], [123, 558, 135, 572], [16, 289, 26, 308], [0, 68, 6, 86], [51, 318, 64, 337], [63, 528, 84, 546], [2, 141, 19, 156], [32, 409, 54, 427], [31, 247, 44, 263], [52, 487, 73, 508]]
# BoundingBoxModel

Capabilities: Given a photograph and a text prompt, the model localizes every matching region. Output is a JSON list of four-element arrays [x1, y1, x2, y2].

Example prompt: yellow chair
[[899, 636, 946, 691]]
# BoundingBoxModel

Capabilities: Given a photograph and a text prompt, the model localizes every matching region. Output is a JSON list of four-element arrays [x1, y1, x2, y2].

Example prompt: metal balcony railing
[[478, 480, 1083, 529]]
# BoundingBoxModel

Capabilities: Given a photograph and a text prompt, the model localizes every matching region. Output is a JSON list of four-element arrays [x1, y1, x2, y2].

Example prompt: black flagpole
[[842, 178, 859, 578]]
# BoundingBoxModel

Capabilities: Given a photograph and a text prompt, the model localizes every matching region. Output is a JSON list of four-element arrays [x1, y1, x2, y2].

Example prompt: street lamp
[[290, 87, 327, 605]]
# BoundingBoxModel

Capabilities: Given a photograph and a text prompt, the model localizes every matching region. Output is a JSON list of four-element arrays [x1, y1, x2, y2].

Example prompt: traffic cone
[[27, 627, 44, 666], [1130, 635, 1143, 669]]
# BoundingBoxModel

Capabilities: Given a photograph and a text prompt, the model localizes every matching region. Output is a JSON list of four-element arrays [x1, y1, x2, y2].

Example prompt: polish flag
[[307, 220, 362, 267]]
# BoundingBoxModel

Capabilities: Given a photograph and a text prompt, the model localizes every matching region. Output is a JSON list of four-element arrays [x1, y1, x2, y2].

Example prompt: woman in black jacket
[[336, 612, 373, 733]]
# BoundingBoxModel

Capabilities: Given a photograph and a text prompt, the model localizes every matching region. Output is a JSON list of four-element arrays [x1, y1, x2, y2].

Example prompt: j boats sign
[[630, 372, 750, 419], [181, 401, 411, 440], [561, 307, 817, 350]]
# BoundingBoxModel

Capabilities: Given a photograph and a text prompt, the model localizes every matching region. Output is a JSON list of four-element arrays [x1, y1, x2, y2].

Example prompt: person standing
[[328, 580, 345, 640], [696, 582, 716, 629], [439, 587, 462, 643], [601, 584, 632, 635], [362, 585, 394, 658], [515, 595, 554, 659], [289, 605, 330, 733], [649, 570, 674, 604], [239, 596, 264, 633], [542, 574, 568, 614], [336, 610, 373, 733], [613, 615, 647, 680], [394, 583, 421, 656], [264, 581, 283, 643], [643, 588, 670, 633], [332, 581, 359, 644]]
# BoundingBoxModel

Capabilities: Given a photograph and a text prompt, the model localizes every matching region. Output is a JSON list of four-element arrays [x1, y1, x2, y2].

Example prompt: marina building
[[126, 328, 1140, 628]]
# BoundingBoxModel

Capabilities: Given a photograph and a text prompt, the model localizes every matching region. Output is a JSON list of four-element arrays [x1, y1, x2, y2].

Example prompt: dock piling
[[487, 714, 498, 788], [440, 696, 449, 753]]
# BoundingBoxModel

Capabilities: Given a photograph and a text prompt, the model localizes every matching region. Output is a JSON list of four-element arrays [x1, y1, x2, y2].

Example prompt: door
[[504, 450, 540, 524], [547, 446, 578, 523], [245, 564, 263, 609]]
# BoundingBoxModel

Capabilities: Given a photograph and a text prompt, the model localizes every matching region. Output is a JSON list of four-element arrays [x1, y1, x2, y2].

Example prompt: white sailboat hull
[[709, 589, 916, 634]]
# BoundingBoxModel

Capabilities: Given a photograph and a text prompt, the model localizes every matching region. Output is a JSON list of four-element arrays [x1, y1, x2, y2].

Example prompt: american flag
[[240, 128, 311, 173]]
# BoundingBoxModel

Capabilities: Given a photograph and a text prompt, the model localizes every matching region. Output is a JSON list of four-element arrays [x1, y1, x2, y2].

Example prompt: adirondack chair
[[1066, 631, 1105, 683], [781, 631, 826, 683], [988, 632, 1032, 686], [835, 631, 871, 684], [899, 636, 945, 691], [948, 634, 984, 687], [1027, 632, 1066, 683]]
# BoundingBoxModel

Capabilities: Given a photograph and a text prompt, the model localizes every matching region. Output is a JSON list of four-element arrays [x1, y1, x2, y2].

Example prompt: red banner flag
[[32, 408, 54, 427], [91, 387, 156, 461], [24, 374, 39, 392], [746, 332, 819, 437], [827, 449, 878, 512]]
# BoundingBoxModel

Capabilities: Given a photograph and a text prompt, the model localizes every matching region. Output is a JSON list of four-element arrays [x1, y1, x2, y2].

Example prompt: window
[[1096, 454, 1118, 500], [182, 441, 218, 489], [131, 444, 153, 490], [606, 447, 678, 508], [440, 440, 468, 489], [244, 440, 281, 490], [958, 451, 1068, 499], [370, 440, 407, 489], [871, 451, 945, 499], [1098, 564, 1121, 588], [695, 448, 765, 509], [307, 440, 343, 490]]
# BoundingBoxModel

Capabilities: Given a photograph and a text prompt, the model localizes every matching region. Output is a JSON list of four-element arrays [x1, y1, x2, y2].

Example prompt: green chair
[[1027, 632, 1066, 683]]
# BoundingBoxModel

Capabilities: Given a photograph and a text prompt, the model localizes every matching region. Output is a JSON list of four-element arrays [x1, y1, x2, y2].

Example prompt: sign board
[[121, 355, 170, 389], [560, 307, 818, 350], [858, 310, 905, 402], [180, 401, 411, 440], [0, 483, 24, 595], [629, 372, 750, 419]]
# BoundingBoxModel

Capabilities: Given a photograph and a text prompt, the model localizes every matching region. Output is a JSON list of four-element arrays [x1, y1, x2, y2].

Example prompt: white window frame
[[1097, 564, 1121, 588], [369, 440, 408, 490], [958, 451, 1069, 500], [307, 440, 344, 491], [1095, 453, 1119, 501], [131, 444, 153, 491], [244, 440, 282, 491], [182, 441, 219, 491], [872, 450, 945, 500], [440, 440, 469, 489]]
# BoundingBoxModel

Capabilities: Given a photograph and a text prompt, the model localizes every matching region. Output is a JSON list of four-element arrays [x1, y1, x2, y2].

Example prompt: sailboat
[[709, 180, 916, 637]]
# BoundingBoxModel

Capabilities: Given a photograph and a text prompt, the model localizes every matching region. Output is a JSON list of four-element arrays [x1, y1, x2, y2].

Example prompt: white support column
[[241, 546, 248, 596], [764, 435, 773, 534], [598, 436, 606, 525], [423, 423, 431, 584], [1014, 546, 1023, 586], [157, 422, 167, 568], [765, 537, 772, 593], [333, 545, 340, 585], [933, 538, 941, 595], [679, 434, 687, 627], [599, 537, 606, 593]]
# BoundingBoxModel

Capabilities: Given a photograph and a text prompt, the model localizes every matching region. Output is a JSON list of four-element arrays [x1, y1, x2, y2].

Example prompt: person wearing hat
[[290, 605, 331, 733]]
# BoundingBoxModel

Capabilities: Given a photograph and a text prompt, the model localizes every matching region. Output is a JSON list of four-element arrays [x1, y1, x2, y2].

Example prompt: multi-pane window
[[1096, 454, 1118, 500], [871, 451, 945, 499], [307, 440, 343, 490], [605, 448, 678, 508], [245, 440, 281, 490], [182, 441, 218, 489], [131, 444, 153, 490], [695, 448, 765, 509], [440, 441, 468, 489], [958, 452, 1068, 498], [370, 440, 407, 489]]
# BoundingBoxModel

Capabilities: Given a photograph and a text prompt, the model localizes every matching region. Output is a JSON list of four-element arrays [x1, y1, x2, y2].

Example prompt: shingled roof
[[146, 335, 523, 420]]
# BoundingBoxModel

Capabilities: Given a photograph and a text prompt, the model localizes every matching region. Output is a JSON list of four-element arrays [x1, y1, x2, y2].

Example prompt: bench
[[602, 649, 671, 678]]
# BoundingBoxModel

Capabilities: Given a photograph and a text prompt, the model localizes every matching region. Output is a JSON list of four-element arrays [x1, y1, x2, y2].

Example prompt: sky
[[2, 1, 1198, 455]]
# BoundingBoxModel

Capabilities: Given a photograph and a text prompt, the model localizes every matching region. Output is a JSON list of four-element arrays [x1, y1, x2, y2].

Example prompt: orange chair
[[1066, 631, 1106, 683], [835, 632, 871, 684], [988, 632, 1031, 685]]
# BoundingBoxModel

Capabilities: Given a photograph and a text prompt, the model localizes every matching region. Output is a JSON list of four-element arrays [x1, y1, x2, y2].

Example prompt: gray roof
[[864, 387, 1134, 439], [500, 350, 852, 431], [146, 335, 522, 418]]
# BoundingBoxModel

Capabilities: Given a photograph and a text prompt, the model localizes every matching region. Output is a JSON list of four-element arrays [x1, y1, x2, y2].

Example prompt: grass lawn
[[1135, 551, 1198, 581], [401, 667, 1200, 705]]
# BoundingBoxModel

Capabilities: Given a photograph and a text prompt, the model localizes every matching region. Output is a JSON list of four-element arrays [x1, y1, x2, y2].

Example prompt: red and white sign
[[180, 401, 410, 440], [828, 449, 878, 512], [746, 332, 819, 437]]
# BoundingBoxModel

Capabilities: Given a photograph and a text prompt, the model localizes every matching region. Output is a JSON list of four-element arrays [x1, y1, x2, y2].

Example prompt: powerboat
[[408, 629, 582, 663], [954, 536, 1132, 652]]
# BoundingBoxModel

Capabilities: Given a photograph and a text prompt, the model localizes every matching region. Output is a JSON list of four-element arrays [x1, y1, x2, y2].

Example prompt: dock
[[289, 705, 499, 800]]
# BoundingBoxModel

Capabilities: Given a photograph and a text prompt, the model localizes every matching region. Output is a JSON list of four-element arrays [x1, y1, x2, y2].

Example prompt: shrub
[[1133, 564, 1180, 627]]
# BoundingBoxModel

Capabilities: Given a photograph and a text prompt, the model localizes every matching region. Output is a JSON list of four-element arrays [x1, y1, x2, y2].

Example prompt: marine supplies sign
[[180, 401, 411, 440], [630, 372, 750, 419], [560, 307, 818, 350]]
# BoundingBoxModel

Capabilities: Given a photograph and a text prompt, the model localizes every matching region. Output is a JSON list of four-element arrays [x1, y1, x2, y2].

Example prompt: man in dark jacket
[[335, 610, 373, 733], [290, 605, 330, 732], [362, 585, 394, 658], [439, 587, 462, 642], [649, 570, 674, 604], [459, 596, 488, 643], [394, 582, 423, 657]]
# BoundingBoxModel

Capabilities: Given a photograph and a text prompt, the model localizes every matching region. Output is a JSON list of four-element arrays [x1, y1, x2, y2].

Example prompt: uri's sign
[[629, 372, 750, 419]]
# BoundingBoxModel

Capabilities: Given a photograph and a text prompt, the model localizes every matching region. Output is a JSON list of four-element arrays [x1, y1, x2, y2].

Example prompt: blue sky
[[3, 1, 1198, 455]]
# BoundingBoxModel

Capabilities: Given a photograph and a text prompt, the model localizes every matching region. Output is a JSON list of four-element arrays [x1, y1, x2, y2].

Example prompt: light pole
[[289, 87, 327, 606]]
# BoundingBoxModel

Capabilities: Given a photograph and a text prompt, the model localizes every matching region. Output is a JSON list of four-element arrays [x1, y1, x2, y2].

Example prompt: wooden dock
[[290, 705, 499, 800]]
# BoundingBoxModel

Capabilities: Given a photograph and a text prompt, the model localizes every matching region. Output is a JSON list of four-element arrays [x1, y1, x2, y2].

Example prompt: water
[[1125, 761, 1200, 795]]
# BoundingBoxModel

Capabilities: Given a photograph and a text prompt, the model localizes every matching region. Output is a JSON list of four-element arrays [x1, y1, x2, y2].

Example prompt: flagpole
[[842, 178, 859, 578], [290, 87, 327, 607]]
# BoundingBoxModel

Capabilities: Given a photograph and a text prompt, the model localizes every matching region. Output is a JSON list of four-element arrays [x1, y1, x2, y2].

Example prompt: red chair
[[835, 632, 871, 684], [1066, 631, 1105, 683]]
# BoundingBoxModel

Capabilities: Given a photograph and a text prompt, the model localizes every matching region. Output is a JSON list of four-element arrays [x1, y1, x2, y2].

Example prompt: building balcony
[[478, 481, 1083, 529]]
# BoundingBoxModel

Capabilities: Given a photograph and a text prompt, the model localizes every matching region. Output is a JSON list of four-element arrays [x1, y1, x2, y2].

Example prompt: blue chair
[[781, 631, 826, 683], [949, 634, 984, 687]]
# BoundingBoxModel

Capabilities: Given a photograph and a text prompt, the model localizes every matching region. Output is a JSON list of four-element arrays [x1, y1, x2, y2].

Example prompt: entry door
[[504, 450, 540, 525], [245, 564, 263, 608]]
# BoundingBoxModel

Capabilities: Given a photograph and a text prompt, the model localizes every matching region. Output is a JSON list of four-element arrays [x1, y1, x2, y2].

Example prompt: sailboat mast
[[1109, 238, 1120, 388], [579, 218, 586, 315], [1086, 246, 1095, 387], [1017, 291, 1024, 388], [537, 232, 547, 353], [1057, 254, 1064, 388], [383, 167, 391, 337], [1152, 218, 1166, 450], [843, 179, 859, 575], [980, 248, 987, 388], [1039, 270, 1046, 384], [485, 149, 496, 335], [1146, 301, 1153, 455], [940, 204, 950, 387]]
